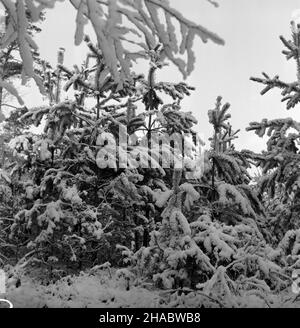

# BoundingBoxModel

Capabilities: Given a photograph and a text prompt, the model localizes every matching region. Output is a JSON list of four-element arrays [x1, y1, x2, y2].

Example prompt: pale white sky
[[23, 0, 300, 151]]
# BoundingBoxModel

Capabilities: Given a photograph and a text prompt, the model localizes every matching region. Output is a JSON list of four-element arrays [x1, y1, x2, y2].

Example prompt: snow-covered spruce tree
[[6, 31, 205, 274], [248, 21, 300, 245], [0, 0, 225, 273], [0, 0, 223, 263], [203, 96, 265, 225], [118, 98, 289, 307]]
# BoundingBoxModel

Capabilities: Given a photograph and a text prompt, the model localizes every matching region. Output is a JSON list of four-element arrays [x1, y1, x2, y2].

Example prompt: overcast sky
[[24, 0, 300, 151]]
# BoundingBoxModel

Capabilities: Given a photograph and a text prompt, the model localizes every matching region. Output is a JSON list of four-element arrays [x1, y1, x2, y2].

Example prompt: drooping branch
[[0, 0, 224, 104]]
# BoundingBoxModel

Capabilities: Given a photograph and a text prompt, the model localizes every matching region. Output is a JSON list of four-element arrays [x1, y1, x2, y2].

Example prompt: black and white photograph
[[0, 0, 300, 313]]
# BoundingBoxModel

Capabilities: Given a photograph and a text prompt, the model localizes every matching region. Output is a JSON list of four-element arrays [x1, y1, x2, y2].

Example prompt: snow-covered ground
[[2, 267, 300, 308], [4, 268, 162, 308]]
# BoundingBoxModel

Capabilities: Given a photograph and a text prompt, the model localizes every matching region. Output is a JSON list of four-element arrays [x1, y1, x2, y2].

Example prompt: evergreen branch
[[145, 0, 224, 45], [250, 73, 300, 109], [250, 74, 300, 95]]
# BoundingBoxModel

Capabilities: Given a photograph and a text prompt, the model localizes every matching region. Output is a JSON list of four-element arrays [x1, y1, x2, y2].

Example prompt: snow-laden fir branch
[[251, 23, 300, 109], [0, 0, 224, 103]]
